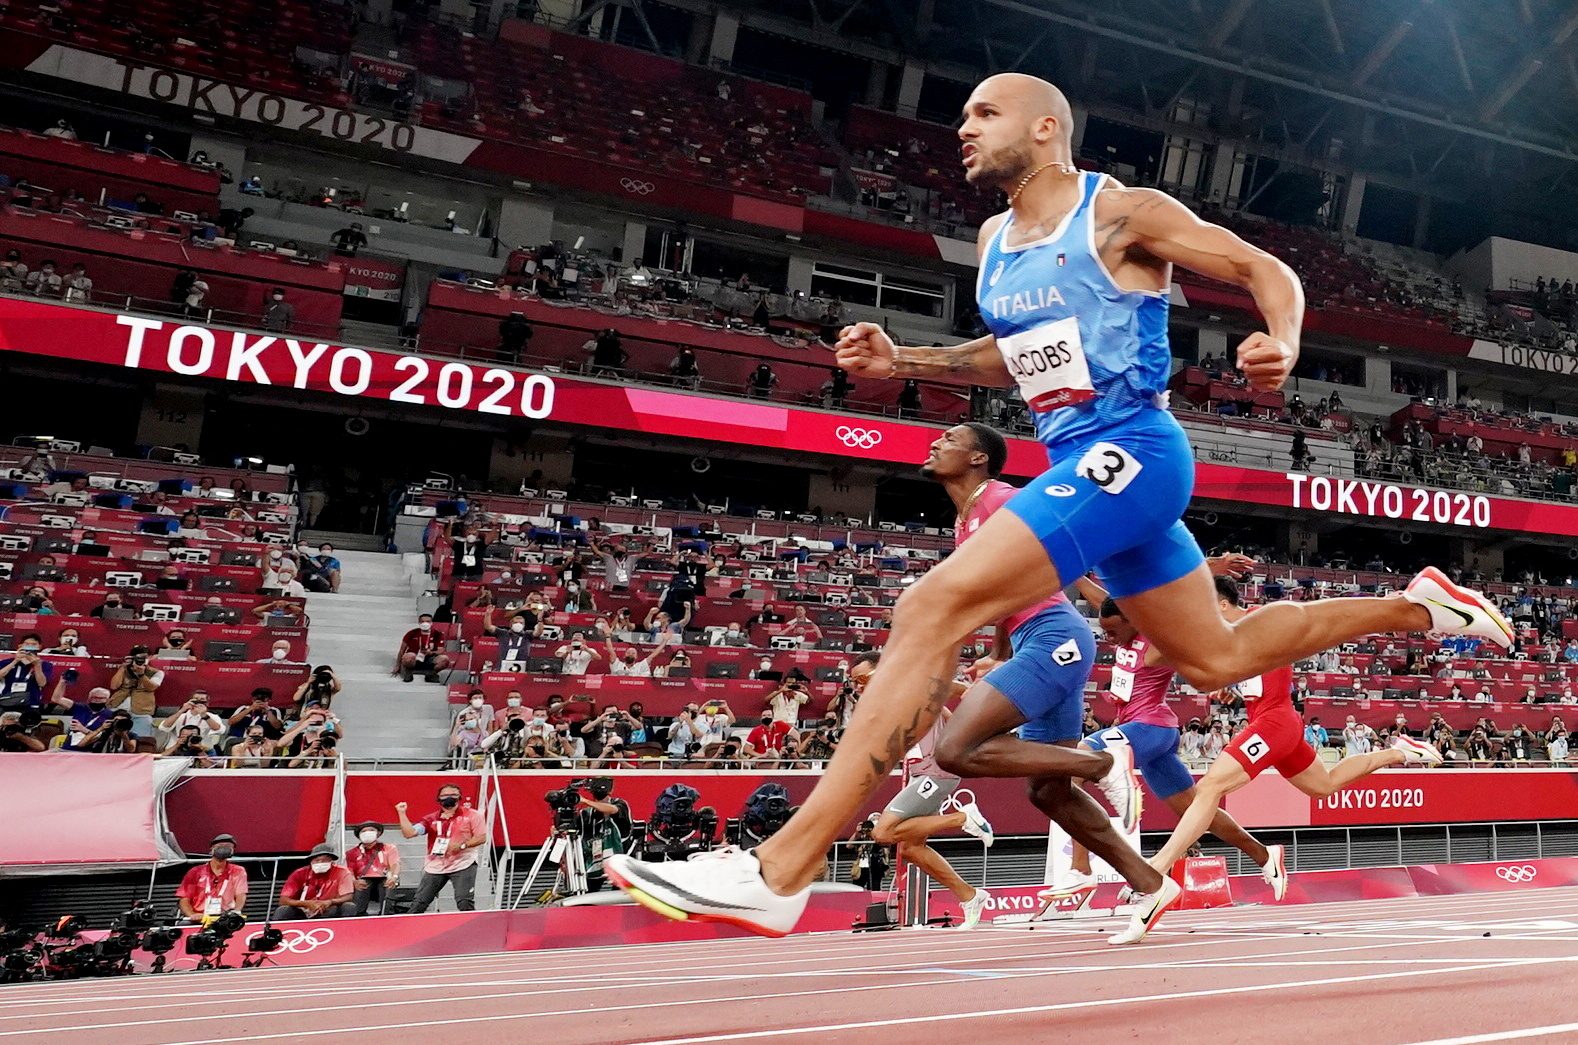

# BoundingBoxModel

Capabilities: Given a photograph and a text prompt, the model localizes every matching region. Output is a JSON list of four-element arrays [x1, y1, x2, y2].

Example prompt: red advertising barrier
[[107, 890, 876, 971], [157, 767, 1578, 859]]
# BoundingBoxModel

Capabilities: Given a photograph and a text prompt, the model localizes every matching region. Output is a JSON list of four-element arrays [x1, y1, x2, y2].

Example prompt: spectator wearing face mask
[[229, 724, 277, 768], [398, 787, 486, 913], [606, 636, 660, 676], [0, 250, 27, 291], [262, 287, 295, 332], [494, 691, 530, 731], [0, 635, 52, 711], [347, 822, 401, 915], [331, 222, 368, 257], [156, 628, 197, 660], [667, 705, 705, 761], [301, 543, 342, 593], [592, 537, 633, 592], [745, 710, 795, 760], [61, 263, 92, 304], [24, 259, 62, 297], [482, 605, 536, 669], [554, 719, 587, 762], [562, 578, 597, 613], [554, 632, 601, 675], [272, 845, 356, 920], [396, 613, 451, 682], [176, 834, 248, 922], [44, 626, 87, 658], [711, 622, 749, 647], [778, 605, 823, 644], [48, 677, 112, 737], [259, 639, 301, 664], [766, 680, 809, 725], [451, 691, 494, 763]]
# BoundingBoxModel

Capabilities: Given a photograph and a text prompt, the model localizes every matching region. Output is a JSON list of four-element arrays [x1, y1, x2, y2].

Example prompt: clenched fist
[[832, 322, 897, 379], [1235, 332, 1296, 392]]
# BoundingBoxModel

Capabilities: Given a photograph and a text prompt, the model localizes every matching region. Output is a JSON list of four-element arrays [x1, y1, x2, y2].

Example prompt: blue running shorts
[[986, 600, 1095, 744], [1084, 721, 1194, 799], [1003, 408, 1205, 599]]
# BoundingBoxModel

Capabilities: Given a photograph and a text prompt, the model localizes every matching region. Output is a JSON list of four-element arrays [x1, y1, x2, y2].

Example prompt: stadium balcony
[[0, 0, 355, 105], [0, 205, 346, 336], [0, 125, 221, 217]]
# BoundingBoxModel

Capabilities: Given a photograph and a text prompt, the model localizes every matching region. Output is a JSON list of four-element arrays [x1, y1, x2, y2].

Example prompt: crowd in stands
[[0, 445, 359, 764]]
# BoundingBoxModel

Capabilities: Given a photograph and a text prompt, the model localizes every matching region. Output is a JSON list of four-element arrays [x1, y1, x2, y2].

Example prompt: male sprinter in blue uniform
[[604, 72, 1514, 941]]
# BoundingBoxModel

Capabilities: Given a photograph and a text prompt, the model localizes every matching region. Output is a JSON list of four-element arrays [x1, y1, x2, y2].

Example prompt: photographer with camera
[[847, 815, 892, 891], [553, 632, 601, 676], [277, 701, 342, 757], [451, 690, 496, 765], [229, 724, 277, 768], [107, 645, 163, 736], [288, 731, 340, 768], [176, 834, 248, 923], [290, 666, 342, 717], [163, 724, 218, 766], [543, 777, 632, 891], [696, 700, 736, 750], [398, 785, 487, 912], [480, 715, 534, 767], [74, 707, 138, 753], [0, 635, 53, 712], [159, 693, 223, 748], [766, 679, 810, 726], [0, 710, 46, 752], [227, 689, 284, 743], [666, 704, 705, 762], [272, 845, 356, 920], [578, 703, 636, 759], [482, 605, 540, 670], [606, 635, 660, 677], [347, 822, 401, 915]]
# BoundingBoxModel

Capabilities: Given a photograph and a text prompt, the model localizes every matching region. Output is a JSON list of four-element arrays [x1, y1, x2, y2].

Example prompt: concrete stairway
[[302, 549, 451, 763]]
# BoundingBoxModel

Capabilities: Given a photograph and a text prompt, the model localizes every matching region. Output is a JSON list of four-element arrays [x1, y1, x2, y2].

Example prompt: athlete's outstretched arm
[[1114, 189, 1304, 392]]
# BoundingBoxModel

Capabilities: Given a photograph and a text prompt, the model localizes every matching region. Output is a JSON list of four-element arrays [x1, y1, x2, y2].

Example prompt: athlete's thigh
[[1009, 414, 1198, 590], [1283, 757, 1337, 798], [882, 776, 959, 820], [939, 679, 1029, 753], [904, 508, 1062, 632], [987, 607, 1095, 744], [1196, 753, 1252, 797], [1114, 561, 1235, 669]]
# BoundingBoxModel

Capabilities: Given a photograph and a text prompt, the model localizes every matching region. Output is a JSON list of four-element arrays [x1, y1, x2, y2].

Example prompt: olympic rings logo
[[246, 927, 336, 953], [835, 426, 882, 449], [1495, 865, 1538, 883], [619, 178, 656, 195]]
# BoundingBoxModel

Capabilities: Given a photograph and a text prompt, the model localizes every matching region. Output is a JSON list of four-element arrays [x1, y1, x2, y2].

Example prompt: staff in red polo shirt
[[175, 833, 249, 923], [271, 844, 357, 920], [346, 821, 402, 916], [397, 783, 486, 912]]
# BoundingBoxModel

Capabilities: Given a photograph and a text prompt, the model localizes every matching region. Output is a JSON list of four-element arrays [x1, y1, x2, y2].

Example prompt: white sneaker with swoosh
[[604, 847, 809, 938], [1108, 875, 1182, 945], [1402, 567, 1515, 649], [1392, 734, 1445, 766]]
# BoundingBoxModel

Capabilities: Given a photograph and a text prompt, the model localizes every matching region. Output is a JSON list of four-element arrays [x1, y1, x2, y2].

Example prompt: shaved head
[[960, 74, 1075, 190]]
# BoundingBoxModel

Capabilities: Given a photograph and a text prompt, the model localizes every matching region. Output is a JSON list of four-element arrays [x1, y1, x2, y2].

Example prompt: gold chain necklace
[[1008, 160, 1061, 205], [958, 480, 991, 522]]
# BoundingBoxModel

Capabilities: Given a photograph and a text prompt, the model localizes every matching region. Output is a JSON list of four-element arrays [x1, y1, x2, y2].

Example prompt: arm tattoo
[[891, 339, 1006, 383], [862, 677, 953, 787]]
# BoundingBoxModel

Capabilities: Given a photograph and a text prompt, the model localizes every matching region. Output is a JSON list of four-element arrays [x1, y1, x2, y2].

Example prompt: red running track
[[5, 888, 1578, 1044]]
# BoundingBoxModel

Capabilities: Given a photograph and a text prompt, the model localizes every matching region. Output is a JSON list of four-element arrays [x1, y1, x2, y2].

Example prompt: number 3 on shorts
[[1076, 442, 1142, 495]]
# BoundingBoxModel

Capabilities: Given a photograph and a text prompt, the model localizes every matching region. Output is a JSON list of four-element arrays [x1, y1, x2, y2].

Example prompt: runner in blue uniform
[[605, 72, 1515, 940]]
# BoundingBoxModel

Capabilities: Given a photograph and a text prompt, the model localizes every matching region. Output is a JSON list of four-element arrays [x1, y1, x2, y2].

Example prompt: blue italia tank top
[[976, 171, 1172, 452]]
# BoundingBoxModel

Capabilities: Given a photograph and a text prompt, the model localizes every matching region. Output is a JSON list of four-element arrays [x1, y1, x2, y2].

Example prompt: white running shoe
[[946, 790, 995, 848], [1260, 843, 1288, 902], [958, 888, 991, 930], [604, 847, 809, 938], [1037, 869, 1097, 900], [1108, 875, 1182, 946], [1403, 567, 1515, 649], [1391, 734, 1445, 766], [1094, 730, 1142, 833]]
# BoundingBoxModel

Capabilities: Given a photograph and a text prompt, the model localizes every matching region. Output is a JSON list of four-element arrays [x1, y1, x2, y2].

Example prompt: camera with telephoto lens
[[641, 783, 717, 861], [727, 783, 797, 849], [184, 909, 245, 959], [544, 778, 593, 829]]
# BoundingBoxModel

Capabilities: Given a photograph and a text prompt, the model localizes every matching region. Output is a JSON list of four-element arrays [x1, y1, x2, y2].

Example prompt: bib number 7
[[1076, 442, 1142, 495]]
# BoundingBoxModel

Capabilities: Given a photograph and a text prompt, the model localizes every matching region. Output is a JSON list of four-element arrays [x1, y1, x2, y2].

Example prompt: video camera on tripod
[[725, 783, 799, 850], [639, 783, 717, 861]]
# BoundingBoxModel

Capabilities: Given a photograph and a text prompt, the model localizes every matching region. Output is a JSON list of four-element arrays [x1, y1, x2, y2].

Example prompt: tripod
[[512, 824, 587, 907]]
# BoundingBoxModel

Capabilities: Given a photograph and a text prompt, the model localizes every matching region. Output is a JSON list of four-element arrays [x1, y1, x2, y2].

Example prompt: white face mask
[[358, 830, 378, 843], [311, 860, 333, 874], [470, 698, 485, 708], [418, 621, 432, 632], [507, 697, 522, 707], [272, 648, 288, 660], [510, 622, 526, 633]]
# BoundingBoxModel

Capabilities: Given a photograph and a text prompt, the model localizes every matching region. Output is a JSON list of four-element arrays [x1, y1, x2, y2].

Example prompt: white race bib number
[[914, 777, 939, 798], [1239, 732, 1270, 763], [430, 836, 450, 856], [1232, 675, 1264, 702], [1109, 667, 1135, 702], [996, 318, 1094, 412], [1076, 442, 1142, 496]]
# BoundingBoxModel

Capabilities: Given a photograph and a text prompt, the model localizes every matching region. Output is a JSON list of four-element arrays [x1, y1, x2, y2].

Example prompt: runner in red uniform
[[1112, 576, 1442, 944]]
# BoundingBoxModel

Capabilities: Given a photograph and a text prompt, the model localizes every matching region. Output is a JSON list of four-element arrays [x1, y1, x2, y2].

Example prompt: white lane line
[[1400, 1023, 1578, 1045], [632, 956, 1578, 1044]]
